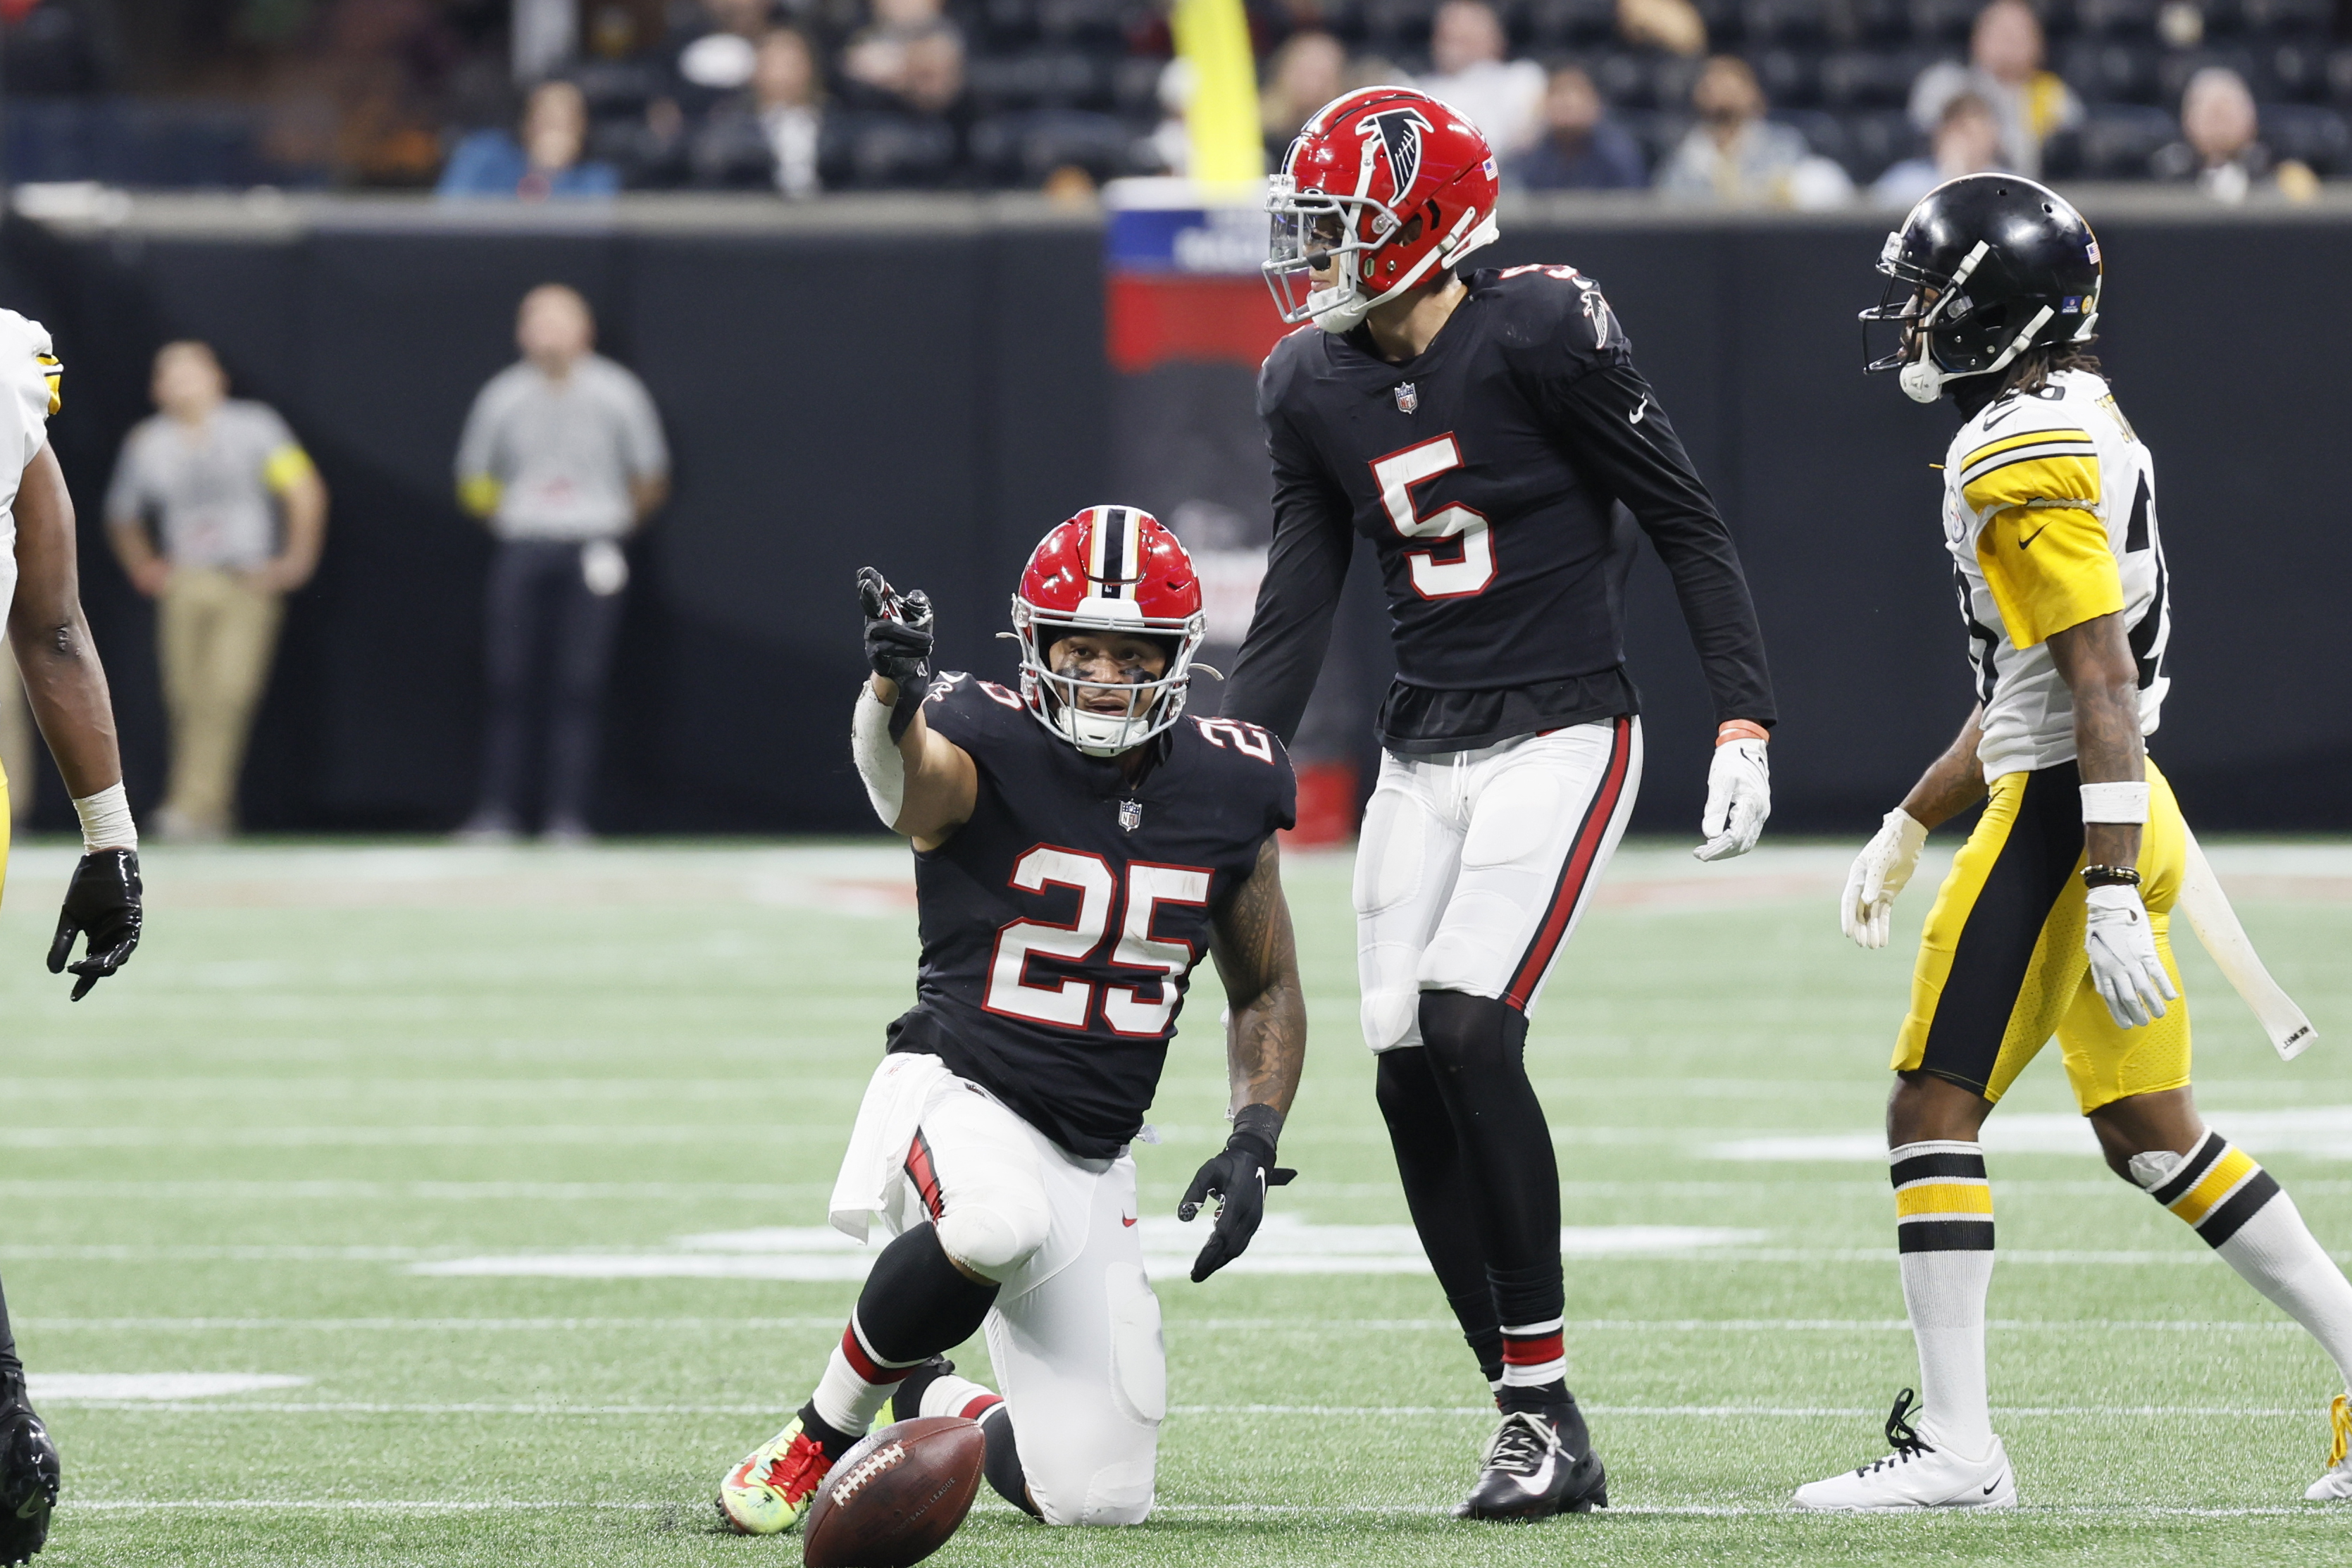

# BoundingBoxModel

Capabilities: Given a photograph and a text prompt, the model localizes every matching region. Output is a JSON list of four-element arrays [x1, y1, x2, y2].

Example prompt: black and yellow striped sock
[[2139, 1130, 2352, 1401], [1890, 1140, 1996, 1456]]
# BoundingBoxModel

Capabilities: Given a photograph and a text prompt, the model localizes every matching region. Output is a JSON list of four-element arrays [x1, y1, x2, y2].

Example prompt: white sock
[[1891, 1140, 1996, 1459], [809, 1310, 921, 1438], [2137, 1131, 2352, 1395], [914, 1370, 1004, 1423]]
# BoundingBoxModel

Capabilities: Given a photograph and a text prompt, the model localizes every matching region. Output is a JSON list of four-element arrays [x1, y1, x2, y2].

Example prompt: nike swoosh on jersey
[[2018, 522, 2050, 547], [1629, 396, 1648, 424], [1121, 1214, 1138, 1227], [1981, 402, 2020, 430]]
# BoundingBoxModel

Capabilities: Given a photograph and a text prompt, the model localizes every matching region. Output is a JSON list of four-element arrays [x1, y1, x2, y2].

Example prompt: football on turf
[[801, 1416, 985, 1568]]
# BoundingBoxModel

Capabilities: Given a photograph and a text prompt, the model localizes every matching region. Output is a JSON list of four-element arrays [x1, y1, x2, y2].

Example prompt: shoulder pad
[[1476, 263, 1626, 361], [1257, 325, 1329, 410]]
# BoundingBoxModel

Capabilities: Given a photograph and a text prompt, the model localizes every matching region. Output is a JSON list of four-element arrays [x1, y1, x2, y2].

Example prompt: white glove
[[2084, 881, 2178, 1028], [1840, 808, 1929, 949], [1694, 736, 1771, 861]]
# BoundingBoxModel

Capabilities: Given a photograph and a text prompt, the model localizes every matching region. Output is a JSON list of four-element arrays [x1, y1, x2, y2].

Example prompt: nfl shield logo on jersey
[[1394, 382, 1418, 413], [1118, 799, 1143, 833]]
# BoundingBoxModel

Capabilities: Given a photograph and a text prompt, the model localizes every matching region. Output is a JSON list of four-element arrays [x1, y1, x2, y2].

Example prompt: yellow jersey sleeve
[[37, 352, 60, 416], [262, 442, 314, 493], [1976, 504, 2123, 647]]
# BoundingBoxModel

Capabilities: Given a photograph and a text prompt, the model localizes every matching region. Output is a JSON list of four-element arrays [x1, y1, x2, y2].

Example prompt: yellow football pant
[[1893, 758, 2189, 1113]]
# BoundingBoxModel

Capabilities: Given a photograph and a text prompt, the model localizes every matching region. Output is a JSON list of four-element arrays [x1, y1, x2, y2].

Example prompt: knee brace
[[1417, 988, 1529, 1076], [935, 1182, 1052, 1281]]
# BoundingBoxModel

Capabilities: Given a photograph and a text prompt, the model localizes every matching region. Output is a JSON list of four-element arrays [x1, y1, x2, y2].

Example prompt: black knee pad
[[1417, 990, 1529, 1077]]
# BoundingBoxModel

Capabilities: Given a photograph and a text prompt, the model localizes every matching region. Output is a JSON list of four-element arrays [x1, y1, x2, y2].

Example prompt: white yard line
[[35, 1399, 2335, 1419], [51, 1497, 2352, 1521], [18, 1315, 2306, 1333]]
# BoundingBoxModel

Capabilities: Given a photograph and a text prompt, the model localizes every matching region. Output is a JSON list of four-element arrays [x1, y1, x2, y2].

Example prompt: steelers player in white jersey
[[1796, 175, 2352, 1510], [0, 306, 146, 1564]]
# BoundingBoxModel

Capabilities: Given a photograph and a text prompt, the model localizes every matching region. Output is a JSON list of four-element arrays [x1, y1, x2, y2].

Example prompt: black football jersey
[[1223, 264, 1774, 753], [885, 672, 1297, 1159]]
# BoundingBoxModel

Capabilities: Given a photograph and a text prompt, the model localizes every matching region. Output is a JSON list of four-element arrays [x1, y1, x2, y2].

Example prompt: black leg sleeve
[[978, 1403, 1040, 1517], [0, 1272, 18, 1383], [1416, 990, 1564, 1327], [1377, 1047, 1504, 1384], [855, 1225, 1000, 1364]]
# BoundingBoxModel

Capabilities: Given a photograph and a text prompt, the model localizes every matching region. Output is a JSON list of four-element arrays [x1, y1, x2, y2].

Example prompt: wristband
[[72, 782, 137, 852], [1716, 720, 1769, 747], [2082, 864, 2141, 888], [2079, 781, 2150, 824], [1228, 1102, 1285, 1158]]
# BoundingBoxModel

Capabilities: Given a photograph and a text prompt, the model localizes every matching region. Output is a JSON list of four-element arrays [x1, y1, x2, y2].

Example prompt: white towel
[[828, 1052, 952, 1242]]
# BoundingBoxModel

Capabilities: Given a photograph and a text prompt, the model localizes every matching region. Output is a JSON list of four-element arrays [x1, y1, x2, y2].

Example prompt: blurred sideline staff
[[455, 285, 668, 845], [104, 341, 327, 842]]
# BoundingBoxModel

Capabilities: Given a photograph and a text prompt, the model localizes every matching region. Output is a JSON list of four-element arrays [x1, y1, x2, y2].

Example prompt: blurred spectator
[[1262, 31, 1347, 156], [1416, 0, 1545, 157], [104, 342, 328, 842], [692, 26, 826, 194], [842, 0, 962, 104], [896, 27, 968, 119], [2152, 66, 2316, 202], [455, 287, 668, 845], [659, 0, 776, 125], [438, 80, 621, 197], [1871, 91, 2005, 207], [1658, 54, 1851, 206], [1508, 66, 1645, 189], [1909, 0, 2079, 180], [1618, 0, 1705, 56]]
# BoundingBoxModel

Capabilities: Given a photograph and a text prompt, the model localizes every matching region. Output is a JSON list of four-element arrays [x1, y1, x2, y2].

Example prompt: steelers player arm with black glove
[[1181, 834, 1306, 1282], [10, 443, 141, 1000], [850, 567, 976, 851]]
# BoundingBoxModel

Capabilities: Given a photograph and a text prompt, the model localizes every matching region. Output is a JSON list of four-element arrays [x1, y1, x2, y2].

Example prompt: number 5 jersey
[[885, 673, 1297, 1158], [1222, 263, 1774, 752]]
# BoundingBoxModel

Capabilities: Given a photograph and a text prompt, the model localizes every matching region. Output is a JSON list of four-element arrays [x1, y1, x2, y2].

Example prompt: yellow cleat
[[715, 1414, 835, 1536], [2308, 1396, 2352, 1501]]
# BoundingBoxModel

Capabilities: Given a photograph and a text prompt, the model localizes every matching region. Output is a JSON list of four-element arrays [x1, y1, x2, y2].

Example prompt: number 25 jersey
[[887, 673, 1297, 1159], [1941, 368, 2172, 781]]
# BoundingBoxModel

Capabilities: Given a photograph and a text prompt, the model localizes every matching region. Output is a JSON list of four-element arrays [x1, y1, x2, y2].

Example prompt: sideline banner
[[1102, 178, 1371, 839]]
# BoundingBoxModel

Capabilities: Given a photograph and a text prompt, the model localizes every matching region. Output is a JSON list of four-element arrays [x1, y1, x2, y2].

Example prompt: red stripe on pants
[[1502, 716, 1634, 1010]]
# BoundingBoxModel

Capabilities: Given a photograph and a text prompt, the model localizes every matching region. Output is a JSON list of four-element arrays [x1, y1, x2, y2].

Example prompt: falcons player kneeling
[[1226, 88, 1779, 1518], [716, 506, 1305, 1532]]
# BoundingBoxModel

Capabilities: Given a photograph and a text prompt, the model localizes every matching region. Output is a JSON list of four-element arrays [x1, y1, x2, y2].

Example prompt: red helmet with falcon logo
[[1012, 505, 1207, 757], [1264, 86, 1502, 334]]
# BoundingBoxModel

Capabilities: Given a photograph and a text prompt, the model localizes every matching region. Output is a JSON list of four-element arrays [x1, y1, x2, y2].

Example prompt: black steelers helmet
[[1862, 173, 2103, 404]]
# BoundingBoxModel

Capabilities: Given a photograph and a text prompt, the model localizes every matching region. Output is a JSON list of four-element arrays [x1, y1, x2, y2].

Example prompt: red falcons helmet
[[1013, 505, 1207, 757], [1264, 86, 1502, 334]]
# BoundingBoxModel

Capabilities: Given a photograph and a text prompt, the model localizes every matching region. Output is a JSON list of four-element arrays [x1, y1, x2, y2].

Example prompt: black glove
[[857, 567, 935, 741], [1178, 1103, 1297, 1283], [48, 847, 142, 1002]]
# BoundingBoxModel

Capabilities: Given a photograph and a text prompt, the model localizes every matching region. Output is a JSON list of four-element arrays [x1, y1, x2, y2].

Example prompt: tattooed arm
[[1208, 834, 1306, 1120]]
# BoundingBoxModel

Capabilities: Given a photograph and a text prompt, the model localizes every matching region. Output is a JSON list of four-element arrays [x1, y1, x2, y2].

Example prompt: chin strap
[[1904, 304, 2059, 405]]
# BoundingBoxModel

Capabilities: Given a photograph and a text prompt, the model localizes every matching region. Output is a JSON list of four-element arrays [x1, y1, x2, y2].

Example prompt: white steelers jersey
[[0, 309, 62, 618], [1939, 368, 2171, 780]]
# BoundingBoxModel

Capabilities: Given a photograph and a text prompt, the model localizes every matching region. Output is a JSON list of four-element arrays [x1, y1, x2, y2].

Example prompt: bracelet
[[2082, 864, 2141, 888], [1715, 720, 1769, 747], [2079, 780, 2150, 824]]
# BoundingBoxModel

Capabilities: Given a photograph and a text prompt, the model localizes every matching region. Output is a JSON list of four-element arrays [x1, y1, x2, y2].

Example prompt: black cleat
[[1454, 1408, 1607, 1520], [0, 1385, 59, 1566], [890, 1356, 957, 1425]]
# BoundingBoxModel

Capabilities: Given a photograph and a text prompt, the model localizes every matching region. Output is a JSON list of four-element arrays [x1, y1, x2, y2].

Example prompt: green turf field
[[2, 835, 2348, 1566]]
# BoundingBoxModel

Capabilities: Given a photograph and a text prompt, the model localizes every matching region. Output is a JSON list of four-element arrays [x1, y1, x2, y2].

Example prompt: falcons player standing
[[1221, 88, 1777, 1519], [714, 506, 1303, 1533]]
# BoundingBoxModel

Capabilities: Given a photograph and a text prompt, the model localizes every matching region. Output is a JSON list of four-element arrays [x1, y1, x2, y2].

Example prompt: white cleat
[[1793, 1390, 2017, 1512], [2306, 1395, 2352, 1501]]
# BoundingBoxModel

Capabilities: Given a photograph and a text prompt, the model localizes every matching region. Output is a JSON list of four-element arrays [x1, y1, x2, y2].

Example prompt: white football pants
[[879, 1070, 1163, 1526], [1354, 717, 1643, 1052]]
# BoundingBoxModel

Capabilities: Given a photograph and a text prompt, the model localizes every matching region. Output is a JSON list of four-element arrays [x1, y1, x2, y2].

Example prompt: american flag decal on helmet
[[1083, 504, 1147, 598]]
